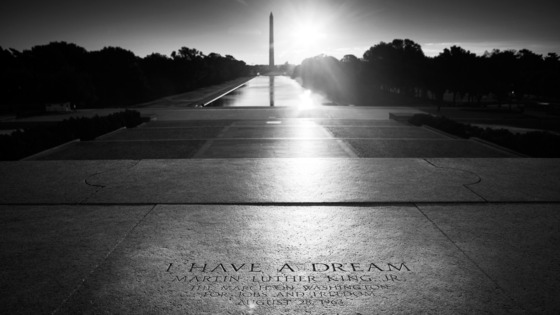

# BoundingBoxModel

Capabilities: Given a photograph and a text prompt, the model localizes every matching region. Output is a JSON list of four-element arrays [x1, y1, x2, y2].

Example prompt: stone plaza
[[1, 103, 559, 314]]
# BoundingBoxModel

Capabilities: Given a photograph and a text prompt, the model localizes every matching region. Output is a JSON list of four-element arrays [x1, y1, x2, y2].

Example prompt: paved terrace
[[1, 105, 559, 314]]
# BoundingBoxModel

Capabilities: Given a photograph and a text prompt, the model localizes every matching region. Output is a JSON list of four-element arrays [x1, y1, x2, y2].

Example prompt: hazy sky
[[1, 0, 559, 64]]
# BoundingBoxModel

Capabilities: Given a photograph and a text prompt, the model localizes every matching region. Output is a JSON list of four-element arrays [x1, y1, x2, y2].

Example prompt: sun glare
[[279, 2, 337, 63], [286, 20, 329, 63], [292, 22, 326, 45]]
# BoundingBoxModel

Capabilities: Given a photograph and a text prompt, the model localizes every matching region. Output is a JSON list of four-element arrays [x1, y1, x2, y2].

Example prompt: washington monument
[[269, 12, 274, 68]]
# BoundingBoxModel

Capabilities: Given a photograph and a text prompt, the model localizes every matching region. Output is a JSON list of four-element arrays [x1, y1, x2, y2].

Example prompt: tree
[[88, 47, 148, 106], [9, 42, 96, 107], [340, 54, 359, 64], [516, 49, 544, 100], [141, 53, 177, 97], [0, 42, 250, 111], [542, 53, 560, 100], [363, 39, 426, 97], [174, 47, 204, 61], [434, 46, 478, 105], [487, 49, 517, 106]]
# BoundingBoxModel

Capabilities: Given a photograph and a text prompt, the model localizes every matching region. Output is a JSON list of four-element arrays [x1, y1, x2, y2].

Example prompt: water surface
[[206, 76, 334, 107]]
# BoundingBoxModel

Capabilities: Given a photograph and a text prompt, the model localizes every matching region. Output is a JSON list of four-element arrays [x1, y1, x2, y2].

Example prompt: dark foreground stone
[[3, 204, 557, 314]]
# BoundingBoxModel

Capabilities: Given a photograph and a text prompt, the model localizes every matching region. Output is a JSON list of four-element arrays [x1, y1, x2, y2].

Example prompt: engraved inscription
[[165, 261, 412, 309]]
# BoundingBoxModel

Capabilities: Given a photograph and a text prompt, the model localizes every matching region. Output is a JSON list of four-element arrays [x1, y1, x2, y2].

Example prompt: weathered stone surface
[[3, 158, 559, 205], [314, 119, 404, 126], [57, 205, 521, 314], [101, 127, 226, 140], [347, 139, 514, 158], [0, 160, 137, 203], [419, 203, 560, 313], [0, 205, 152, 314], [141, 120, 236, 128], [85, 159, 480, 203], [195, 139, 352, 158], [2, 105, 559, 315], [33, 140, 206, 160], [134, 107, 425, 121], [230, 119, 404, 127], [217, 126, 332, 139], [427, 158, 560, 201], [326, 126, 448, 139]]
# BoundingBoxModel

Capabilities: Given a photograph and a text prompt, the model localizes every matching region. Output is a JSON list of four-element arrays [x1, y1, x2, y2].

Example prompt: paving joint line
[[423, 158, 488, 202], [93, 138, 465, 141], [191, 124, 234, 157], [320, 124, 359, 157], [51, 203, 158, 315], [413, 203, 525, 312], [6, 201, 559, 208]]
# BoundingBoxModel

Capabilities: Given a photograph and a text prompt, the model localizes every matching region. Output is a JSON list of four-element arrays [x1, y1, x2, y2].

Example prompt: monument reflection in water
[[269, 76, 274, 107], [206, 76, 333, 107]]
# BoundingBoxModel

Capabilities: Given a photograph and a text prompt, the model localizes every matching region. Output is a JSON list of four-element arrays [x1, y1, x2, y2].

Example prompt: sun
[[292, 22, 326, 46], [281, 5, 333, 63]]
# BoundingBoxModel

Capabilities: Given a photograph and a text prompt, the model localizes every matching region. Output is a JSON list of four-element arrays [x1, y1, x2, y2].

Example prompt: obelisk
[[269, 12, 274, 68]]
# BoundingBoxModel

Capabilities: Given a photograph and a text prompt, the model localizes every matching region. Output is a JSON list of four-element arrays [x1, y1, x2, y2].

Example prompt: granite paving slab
[[0, 205, 153, 314], [2, 158, 557, 205], [217, 126, 332, 139], [56, 205, 520, 314], [194, 139, 351, 158], [230, 119, 404, 126], [0, 160, 138, 204], [84, 159, 481, 203], [427, 158, 560, 201], [231, 119, 321, 126], [346, 139, 515, 158], [100, 127, 225, 141], [326, 126, 448, 139], [315, 119, 405, 126], [135, 107, 425, 121], [32, 140, 206, 160], [140, 120, 236, 128], [418, 203, 560, 313]]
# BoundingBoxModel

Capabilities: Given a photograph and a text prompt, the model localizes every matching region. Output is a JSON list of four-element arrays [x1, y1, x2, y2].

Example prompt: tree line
[[294, 39, 560, 109], [0, 42, 249, 112]]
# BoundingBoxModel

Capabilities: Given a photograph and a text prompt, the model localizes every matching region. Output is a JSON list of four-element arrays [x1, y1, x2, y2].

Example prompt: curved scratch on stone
[[80, 160, 142, 203], [84, 178, 105, 189], [423, 158, 487, 201]]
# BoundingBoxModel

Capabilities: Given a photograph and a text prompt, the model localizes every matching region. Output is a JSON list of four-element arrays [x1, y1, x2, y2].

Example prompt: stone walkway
[[1, 106, 559, 314], [28, 107, 512, 160]]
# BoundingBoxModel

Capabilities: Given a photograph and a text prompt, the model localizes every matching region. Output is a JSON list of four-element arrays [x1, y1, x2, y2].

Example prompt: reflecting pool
[[205, 76, 335, 107]]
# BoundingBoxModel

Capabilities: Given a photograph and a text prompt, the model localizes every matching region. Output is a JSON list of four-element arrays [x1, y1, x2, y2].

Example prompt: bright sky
[[1, 0, 559, 64]]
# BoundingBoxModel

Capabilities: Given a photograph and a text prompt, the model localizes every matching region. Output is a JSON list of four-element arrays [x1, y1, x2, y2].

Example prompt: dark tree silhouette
[[435, 46, 478, 105], [3, 39, 560, 113], [4, 42, 96, 110], [294, 39, 560, 109], [340, 54, 360, 64], [298, 55, 347, 103], [0, 42, 249, 112], [542, 53, 560, 100], [141, 53, 180, 98], [516, 49, 544, 101], [363, 39, 426, 98], [88, 46, 148, 106], [0, 47, 21, 111], [175, 47, 204, 61]]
